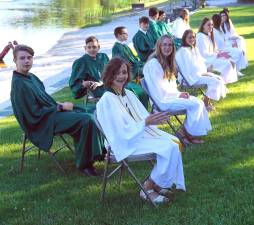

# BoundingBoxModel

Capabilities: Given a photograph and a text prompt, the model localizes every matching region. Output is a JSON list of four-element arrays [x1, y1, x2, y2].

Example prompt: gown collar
[[106, 87, 126, 96], [13, 70, 31, 79]]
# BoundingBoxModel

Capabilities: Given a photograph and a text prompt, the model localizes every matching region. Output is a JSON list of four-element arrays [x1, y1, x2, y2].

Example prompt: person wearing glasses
[[196, 17, 238, 84], [143, 35, 212, 144], [175, 29, 226, 111], [69, 36, 109, 100], [112, 26, 149, 108], [96, 57, 186, 204]]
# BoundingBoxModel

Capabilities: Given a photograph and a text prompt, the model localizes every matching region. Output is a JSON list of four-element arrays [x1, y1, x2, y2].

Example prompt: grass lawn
[[1, 5, 254, 225]]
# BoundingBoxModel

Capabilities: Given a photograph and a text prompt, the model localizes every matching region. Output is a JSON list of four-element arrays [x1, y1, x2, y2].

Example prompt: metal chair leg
[[101, 154, 110, 202], [122, 160, 157, 207], [20, 134, 27, 173], [48, 151, 66, 175], [118, 163, 125, 188], [59, 135, 74, 154]]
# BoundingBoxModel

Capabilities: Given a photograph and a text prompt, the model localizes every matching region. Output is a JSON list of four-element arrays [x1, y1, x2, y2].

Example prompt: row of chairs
[[18, 71, 207, 207]]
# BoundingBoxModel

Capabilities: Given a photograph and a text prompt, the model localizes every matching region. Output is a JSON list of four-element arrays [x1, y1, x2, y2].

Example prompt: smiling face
[[85, 40, 99, 58], [158, 12, 166, 21], [14, 50, 33, 75], [112, 63, 129, 91], [160, 37, 173, 57], [185, 32, 196, 47], [203, 19, 214, 34], [220, 13, 227, 23]]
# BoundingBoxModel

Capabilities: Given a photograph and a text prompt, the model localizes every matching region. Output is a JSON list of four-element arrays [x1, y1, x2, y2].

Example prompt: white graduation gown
[[213, 28, 248, 70], [222, 21, 247, 54], [196, 32, 238, 84], [175, 46, 227, 101], [143, 58, 212, 136], [96, 89, 186, 190], [172, 17, 190, 39]]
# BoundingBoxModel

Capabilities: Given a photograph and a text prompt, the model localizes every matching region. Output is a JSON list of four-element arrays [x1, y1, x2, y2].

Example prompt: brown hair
[[13, 45, 34, 59], [152, 35, 176, 80], [198, 17, 215, 51], [102, 57, 131, 88], [212, 14, 221, 30], [85, 36, 99, 45], [114, 26, 126, 38], [220, 10, 230, 33], [182, 29, 196, 47], [149, 7, 159, 17], [139, 16, 149, 24]]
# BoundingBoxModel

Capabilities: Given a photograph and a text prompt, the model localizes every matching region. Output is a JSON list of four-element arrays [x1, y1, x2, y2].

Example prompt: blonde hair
[[153, 35, 176, 80]]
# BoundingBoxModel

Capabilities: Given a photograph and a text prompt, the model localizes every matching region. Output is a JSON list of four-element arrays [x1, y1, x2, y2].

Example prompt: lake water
[[0, 0, 159, 65]]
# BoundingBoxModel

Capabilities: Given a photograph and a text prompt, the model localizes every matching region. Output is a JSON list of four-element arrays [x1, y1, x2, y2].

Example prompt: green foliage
[[1, 5, 254, 225]]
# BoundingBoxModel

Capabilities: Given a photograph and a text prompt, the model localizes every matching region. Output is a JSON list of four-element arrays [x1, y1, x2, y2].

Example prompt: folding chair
[[140, 78, 187, 147], [20, 133, 74, 174], [93, 110, 157, 207], [175, 62, 207, 97]]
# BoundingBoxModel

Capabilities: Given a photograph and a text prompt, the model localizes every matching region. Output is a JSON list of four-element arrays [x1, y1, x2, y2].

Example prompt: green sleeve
[[11, 81, 57, 150], [69, 58, 88, 99]]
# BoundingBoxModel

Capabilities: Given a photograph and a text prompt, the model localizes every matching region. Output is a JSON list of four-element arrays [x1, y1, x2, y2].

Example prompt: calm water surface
[[0, 0, 153, 65]]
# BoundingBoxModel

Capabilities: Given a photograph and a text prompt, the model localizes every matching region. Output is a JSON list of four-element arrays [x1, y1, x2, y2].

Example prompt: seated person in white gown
[[176, 29, 227, 111], [97, 57, 186, 204], [220, 8, 247, 55], [196, 17, 238, 84], [212, 14, 248, 75], [172, 8, 191, 39], [143, 35, 212, 144]]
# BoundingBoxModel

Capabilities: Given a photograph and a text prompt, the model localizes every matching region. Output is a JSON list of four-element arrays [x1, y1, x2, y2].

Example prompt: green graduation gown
[[11, 71, 104, 169], [148, 20, 162, 46], [69, 53, 109, 99], [112, 42, 144, 78], [112, 42, 149, 109], [132, 30, 154, 62], [157, 21, 172, 36]]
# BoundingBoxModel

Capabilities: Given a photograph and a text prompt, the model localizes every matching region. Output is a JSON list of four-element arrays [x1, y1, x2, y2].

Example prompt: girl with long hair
[[143, 35, 212, 144], [176, 29, 227, 111], [212, 14, 247, 75], [97, 57, 186, 204], [196, 17, 238, 84]]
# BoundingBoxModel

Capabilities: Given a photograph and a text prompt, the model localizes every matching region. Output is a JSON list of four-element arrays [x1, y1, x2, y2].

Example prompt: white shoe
[[237, 71, 244, 77]]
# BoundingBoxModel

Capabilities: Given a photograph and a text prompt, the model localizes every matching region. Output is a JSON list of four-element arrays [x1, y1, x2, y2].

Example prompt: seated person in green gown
[[133, 16, 154, 63], [11, 45, 104, 176], [157, 10, 172, 36], [147, 7, 162, 47], [69, 36, 108, 99], [112, 26, 144, 79], [112, 26, 149, 108]]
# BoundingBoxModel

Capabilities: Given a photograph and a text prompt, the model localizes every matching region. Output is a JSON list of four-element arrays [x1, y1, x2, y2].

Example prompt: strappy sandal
[[140, 189, 170, 204], [206, 105, 216, 112], [188, 137, 204, 144], [176, 131, 192, 145]]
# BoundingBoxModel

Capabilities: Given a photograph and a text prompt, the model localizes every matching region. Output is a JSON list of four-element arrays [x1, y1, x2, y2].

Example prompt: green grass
[[1, 5, 254, 225]]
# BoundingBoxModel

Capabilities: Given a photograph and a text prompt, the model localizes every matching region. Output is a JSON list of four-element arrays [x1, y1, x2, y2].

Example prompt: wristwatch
[[57, 104, 64, 112]]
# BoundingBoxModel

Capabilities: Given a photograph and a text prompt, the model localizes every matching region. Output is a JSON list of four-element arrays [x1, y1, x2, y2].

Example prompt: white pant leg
[[194, 74, 227, 101], [162, 96, 212, 136], [211, 57, 238, 84], [132, 135, 186, 190], [224, 46, 248, 71]]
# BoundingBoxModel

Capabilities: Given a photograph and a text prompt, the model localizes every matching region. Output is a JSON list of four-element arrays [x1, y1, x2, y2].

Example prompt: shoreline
[[0, 0, 173, 117], [0, 0, 249, 118]]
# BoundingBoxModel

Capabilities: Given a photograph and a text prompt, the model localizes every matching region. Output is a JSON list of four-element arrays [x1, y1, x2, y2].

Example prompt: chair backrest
[[175, 61, 207, 89], [140, 78, 161, 113]]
